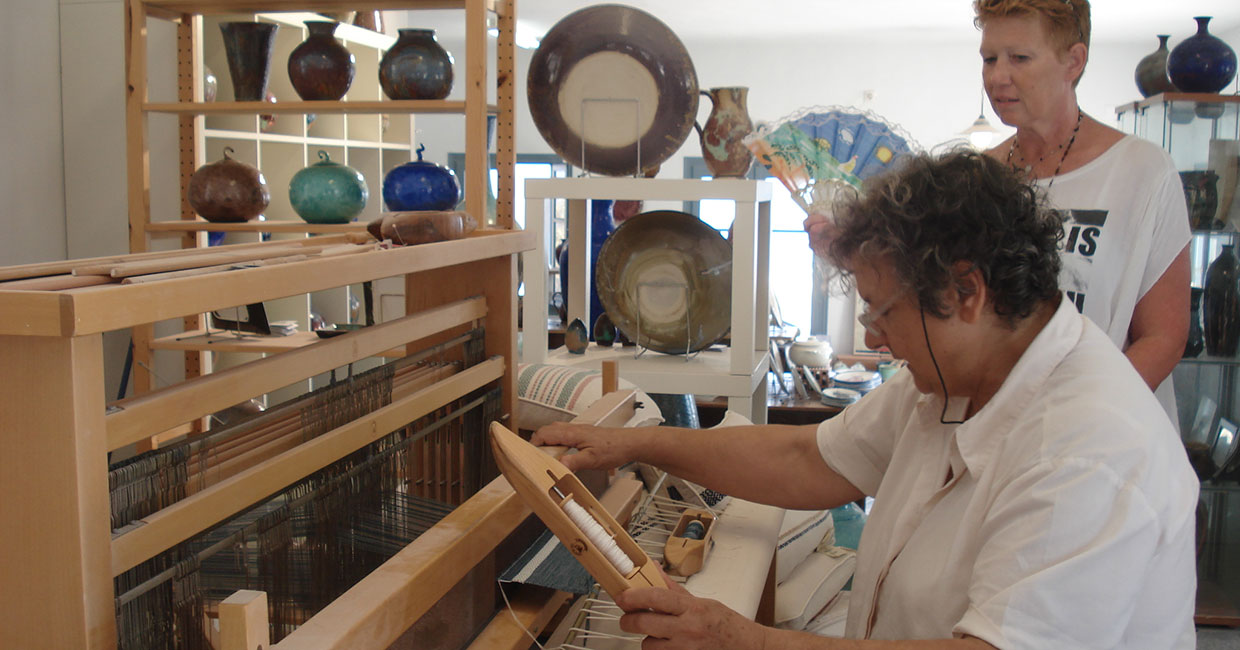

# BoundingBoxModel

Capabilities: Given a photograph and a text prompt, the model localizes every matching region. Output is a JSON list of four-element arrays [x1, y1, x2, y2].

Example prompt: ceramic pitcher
[[695, 87, 755, 178]]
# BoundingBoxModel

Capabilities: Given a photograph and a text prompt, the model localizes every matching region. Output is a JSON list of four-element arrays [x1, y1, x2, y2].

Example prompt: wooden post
[[601, 360, 619, 395], [0, 334, 115, 648], [494, 0, 516, 228], [463, 0, 487, 226], [220, 590, 271, 650]]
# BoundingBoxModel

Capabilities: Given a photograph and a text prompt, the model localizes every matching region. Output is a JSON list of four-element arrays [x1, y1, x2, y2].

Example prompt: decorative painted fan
[[743, 106, 920, 216]]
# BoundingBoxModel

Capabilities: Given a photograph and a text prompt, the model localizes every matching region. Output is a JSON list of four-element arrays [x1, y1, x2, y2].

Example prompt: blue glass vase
[[1167, 16, 1237, 94], [557, 200, 616, 334]]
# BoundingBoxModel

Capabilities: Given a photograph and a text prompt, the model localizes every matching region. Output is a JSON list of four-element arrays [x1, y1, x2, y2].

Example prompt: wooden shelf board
[[1196, 579, 1240, 627], [141, 1, 480, 15], [201, 128, 414, 151], [0, 230, 533, 337], [146, 220, 369, 234], [1115, 92, 1240, 115], [146, 100, 499, 115]]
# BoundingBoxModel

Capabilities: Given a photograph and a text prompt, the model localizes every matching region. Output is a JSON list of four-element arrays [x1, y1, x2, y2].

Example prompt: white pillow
[[777, 509, 835, 584], [775, 546, 856, 630], [515, 363, 663, 431]]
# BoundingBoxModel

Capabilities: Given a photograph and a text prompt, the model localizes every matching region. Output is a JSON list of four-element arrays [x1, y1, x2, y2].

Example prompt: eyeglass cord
[[920, 307, 965, 425]]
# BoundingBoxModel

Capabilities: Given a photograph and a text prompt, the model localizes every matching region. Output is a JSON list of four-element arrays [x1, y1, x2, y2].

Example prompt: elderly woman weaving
[[534, 150, 1198, 649]]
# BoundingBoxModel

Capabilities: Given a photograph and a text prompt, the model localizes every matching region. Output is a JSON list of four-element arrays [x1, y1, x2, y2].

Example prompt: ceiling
[[496, 0, 1240, 46]]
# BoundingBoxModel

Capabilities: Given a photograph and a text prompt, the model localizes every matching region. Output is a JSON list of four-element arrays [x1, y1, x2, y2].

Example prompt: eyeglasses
[[857, 288, 907, 337]]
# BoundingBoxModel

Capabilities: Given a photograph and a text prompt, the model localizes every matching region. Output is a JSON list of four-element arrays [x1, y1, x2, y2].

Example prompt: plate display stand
[[523, 177, 773, 423]]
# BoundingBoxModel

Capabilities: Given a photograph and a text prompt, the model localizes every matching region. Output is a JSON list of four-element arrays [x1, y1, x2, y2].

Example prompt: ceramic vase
[[379, 29, 454, 100], [592, 312, 617, 347], [381, 144, 461, 211], [219, 21, 278, 102], [695, 87, 755, 178], [288, 151, 369, 223], [1181, 170, 1221, 230], [1204, 245, 1240, 356], [1167, 17, 1237, 94], [288, 21, 356, 101], [1134, 35, 1178, 97], [565, 318, 589, 354], [558, 200, 616, 332], [353, 11, 383, 33], [1186, 287, 1205, 358], [187, 147, 270, 223]]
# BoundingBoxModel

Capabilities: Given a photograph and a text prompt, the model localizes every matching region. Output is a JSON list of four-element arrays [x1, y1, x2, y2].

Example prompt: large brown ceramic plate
[[527, 5, 699, 177], [595, 211, 731, 354]]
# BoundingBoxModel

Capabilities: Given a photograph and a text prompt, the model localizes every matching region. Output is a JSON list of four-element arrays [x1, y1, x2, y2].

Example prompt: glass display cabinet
[[1118, 91, 1240, 624]]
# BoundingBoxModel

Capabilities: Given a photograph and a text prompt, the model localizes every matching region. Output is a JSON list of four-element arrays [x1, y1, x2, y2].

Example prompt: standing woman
[[976, 0, 1190, 424]]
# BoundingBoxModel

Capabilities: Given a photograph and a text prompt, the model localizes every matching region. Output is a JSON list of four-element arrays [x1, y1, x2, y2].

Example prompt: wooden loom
[[0, 231, 637, 649]]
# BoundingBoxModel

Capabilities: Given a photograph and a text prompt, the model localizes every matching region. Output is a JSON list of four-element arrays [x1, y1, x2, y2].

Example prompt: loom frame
[[0, 231, 531, 648]]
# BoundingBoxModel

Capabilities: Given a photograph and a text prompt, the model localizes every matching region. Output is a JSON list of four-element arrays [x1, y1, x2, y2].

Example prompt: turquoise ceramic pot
[[289, 150, 369, 223]]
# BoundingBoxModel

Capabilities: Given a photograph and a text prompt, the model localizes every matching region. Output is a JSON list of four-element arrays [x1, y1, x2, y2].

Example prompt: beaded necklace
[[1006, 109, 1083, 189]]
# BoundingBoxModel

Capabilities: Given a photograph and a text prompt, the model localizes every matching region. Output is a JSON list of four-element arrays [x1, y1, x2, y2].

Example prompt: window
[[682, 158, 827, 337]]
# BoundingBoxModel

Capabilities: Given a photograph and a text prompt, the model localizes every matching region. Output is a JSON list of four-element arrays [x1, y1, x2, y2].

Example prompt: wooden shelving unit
[[124, 0, 516, 399]]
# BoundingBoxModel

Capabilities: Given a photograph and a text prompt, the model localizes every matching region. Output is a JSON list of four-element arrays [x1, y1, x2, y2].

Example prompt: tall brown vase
[[695, 87, 755, 178]]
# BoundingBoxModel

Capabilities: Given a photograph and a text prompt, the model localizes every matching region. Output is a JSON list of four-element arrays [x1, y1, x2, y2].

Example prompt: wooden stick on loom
[[0, 233, 360, 282]]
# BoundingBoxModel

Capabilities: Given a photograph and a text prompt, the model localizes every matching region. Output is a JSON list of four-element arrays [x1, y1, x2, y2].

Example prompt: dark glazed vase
[[695, 87, 755, 178], [379, 29, 454, 100], [219, 21, 278, 101], [1186, 287, 1205, 358], [187, 147, 270, 223], [593, 312, 617, 347], [1182, 171, 1221, 230], [1204, 245, 1240, 357], [1167, 17, 1238, 94], [1134, 35, 1178, 97], [381, 144, 460, 211], [565, 318, 589, 354], [288, 21, 356, 101]]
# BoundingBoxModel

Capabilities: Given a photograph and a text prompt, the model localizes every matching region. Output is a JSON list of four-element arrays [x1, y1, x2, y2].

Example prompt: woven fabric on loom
[[518, 363, 603, 413], [499, 529, 596, 594]]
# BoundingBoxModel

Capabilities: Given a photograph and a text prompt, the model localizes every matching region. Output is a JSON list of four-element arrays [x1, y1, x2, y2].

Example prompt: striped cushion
[[516, 363, 663, 431]]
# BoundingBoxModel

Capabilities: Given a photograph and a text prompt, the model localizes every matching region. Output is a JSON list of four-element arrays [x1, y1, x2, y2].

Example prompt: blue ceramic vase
[[289, 150, 368, 223], [1167, 17, 1237, 94], [382, 144, 461, 211], [557, 200, 616, 333], [378, 28, 454, 100]]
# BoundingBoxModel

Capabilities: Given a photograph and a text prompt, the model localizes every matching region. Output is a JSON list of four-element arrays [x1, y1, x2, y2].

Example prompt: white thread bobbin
[[561, 496, 635, 575]]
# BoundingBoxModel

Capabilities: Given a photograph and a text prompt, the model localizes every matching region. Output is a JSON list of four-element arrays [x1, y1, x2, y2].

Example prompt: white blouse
[[817, 296, 1198, 648]]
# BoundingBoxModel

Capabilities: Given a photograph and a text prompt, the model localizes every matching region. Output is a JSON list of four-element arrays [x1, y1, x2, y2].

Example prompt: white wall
[[0, 0, 67, 266], [410, 30, 1213, 177]]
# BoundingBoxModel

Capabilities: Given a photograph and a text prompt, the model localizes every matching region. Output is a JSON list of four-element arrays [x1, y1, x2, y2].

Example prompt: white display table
[[523, 177, 773, 423]]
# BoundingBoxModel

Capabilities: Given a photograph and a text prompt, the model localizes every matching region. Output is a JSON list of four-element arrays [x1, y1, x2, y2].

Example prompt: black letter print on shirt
[[1055, 208, 1109, 314]]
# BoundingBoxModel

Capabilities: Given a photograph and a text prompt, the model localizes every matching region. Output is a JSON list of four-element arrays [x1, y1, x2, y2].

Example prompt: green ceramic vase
[[288, 150, 369, 223]]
